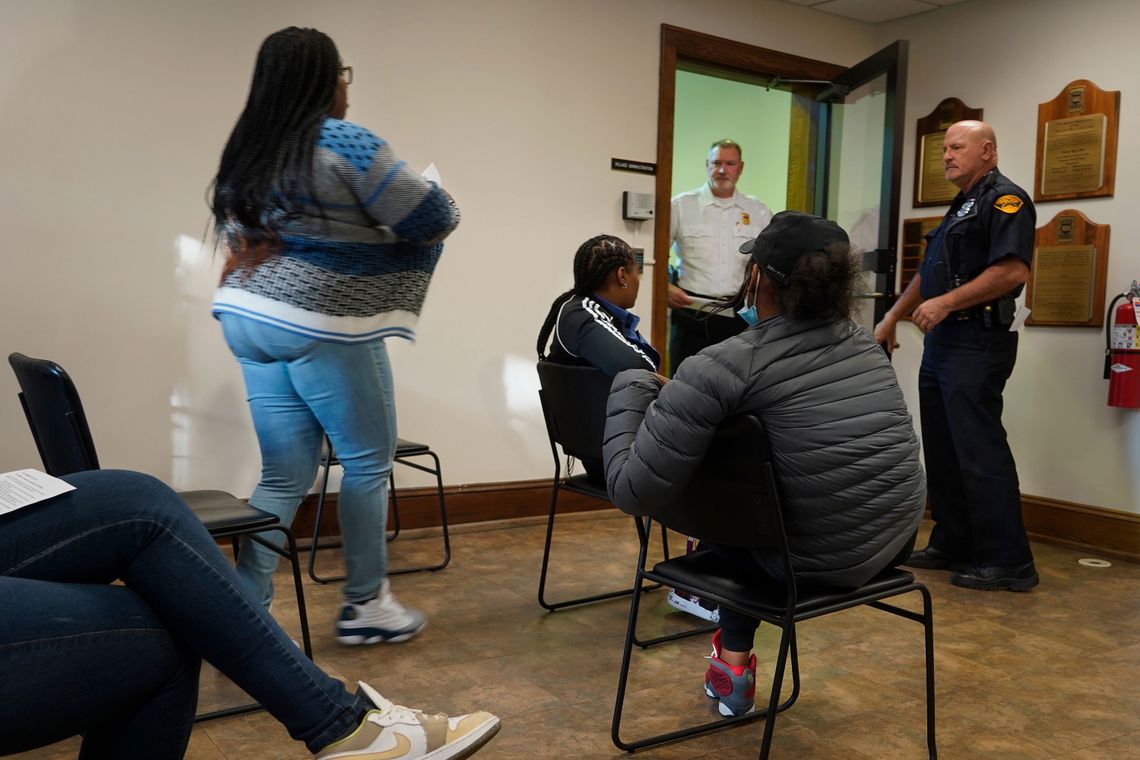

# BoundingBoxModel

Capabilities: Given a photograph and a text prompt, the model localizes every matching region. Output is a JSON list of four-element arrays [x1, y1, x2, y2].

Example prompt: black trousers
[[918, 320, 1033, 566], [669, 307, 746, 376]]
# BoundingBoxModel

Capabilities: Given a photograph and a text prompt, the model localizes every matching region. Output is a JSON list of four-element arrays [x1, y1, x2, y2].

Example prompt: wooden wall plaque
[[913, 97, 982, 208], [1026, 209, 1109, 327], [1033, 80, 1120, 202]]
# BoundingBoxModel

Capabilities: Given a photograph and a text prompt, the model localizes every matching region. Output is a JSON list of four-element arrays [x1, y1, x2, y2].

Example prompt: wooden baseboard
[[294, 481, 1139, 563], [1021, 494, 1140, 562], [291, 479, 605, 541]]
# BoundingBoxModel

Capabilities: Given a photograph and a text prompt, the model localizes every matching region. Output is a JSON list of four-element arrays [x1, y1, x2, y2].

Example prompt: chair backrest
[[640, 414, 787, 553], [8, 353, 100, 476], [536, 360, 613, 461]]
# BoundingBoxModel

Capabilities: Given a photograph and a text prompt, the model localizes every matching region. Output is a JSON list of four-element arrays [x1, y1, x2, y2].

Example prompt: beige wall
[[0, 0, 876, 493], [877, 0, 1140, 513]]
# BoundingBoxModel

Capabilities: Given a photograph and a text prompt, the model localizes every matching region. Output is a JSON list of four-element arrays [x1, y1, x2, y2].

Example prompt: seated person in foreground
[[0, 469, 499, 760], [603, 211, 926, 718], [536, 234, 660, 484]]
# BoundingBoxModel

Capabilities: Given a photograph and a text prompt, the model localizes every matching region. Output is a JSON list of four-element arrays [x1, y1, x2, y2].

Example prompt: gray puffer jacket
[[604, 315, 925, 588]]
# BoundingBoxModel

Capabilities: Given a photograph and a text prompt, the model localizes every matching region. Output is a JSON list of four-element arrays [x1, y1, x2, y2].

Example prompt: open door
[[816, 40, 909, 333], [652, 29, 908, 353]]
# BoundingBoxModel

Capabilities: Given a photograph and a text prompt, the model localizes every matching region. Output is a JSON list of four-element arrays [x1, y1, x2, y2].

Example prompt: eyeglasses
[[338, 65, 353, 85]]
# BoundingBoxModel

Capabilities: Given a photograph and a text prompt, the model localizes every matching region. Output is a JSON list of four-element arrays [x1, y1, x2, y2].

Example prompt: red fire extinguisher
[[1105, 281, 1140, 408]]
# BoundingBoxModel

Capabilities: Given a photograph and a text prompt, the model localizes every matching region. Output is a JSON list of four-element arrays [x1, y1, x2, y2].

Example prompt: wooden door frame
[[651, 24, 846, 352]]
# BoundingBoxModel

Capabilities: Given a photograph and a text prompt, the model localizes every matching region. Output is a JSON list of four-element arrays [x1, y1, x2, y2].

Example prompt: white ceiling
[[781, 0, 970, 24]]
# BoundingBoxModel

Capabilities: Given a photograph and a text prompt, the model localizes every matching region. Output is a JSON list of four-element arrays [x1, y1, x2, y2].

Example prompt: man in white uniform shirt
[[669, 139, 773, 374]]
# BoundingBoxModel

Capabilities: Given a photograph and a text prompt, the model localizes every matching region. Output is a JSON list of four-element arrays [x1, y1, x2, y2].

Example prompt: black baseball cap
[[739, 211, 849, 287]]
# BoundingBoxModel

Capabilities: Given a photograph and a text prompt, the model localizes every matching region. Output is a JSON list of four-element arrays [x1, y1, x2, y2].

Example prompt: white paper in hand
[[422, 162, 442, 185], [0, 469, 75, 516], [1010, 306, 1031, 331]]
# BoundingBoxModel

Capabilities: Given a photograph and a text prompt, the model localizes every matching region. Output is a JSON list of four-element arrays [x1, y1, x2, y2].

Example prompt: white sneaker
[[336, 580, 427, 645], [316, 682, 500, 759], [666, 590, 720, 624]]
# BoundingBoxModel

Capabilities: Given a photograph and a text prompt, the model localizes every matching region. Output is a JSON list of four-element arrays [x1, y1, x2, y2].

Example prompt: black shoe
[[950, 562, 1039, 591], [903, 546, 966, 571]]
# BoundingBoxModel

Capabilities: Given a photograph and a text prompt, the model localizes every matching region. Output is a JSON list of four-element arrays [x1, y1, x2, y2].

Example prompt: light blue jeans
[[219, 313, 396, 604]]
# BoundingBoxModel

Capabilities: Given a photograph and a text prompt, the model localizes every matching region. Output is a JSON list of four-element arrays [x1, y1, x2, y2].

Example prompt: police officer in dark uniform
[[875, 120, 1038, 591]]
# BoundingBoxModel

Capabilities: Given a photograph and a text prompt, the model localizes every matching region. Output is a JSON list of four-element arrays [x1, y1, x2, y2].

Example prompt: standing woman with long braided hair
[[536, 235, 659, 484], [211, 27, 455, 645]]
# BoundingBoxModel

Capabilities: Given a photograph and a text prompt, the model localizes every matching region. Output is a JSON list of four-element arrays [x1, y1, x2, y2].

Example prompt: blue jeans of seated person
[[0, 470, 370, 757], [219, 313, 396, 605]]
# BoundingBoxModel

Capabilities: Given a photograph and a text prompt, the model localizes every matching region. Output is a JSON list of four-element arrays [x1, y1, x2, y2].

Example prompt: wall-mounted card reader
[[622, 191, 654, 221]]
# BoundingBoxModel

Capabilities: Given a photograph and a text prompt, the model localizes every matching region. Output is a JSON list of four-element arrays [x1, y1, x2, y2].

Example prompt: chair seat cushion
[[650, 550, 917, 618], [557, 473, 610, 501], [395, 438, 430, 456], [179, 490, 279, 532]]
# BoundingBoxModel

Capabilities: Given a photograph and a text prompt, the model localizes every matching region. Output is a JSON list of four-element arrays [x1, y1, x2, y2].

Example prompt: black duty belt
[[951, 297, 1015, 328]]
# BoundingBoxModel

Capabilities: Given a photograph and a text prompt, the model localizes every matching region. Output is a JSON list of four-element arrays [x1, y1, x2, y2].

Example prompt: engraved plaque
[[1040, 114, 1106, 196], [1026, 209, 1110, 327], [1030, 245, 1096, 322], [913, 98, 982, 208], [917, 132, 958, 205], [1033, 80, 1119, 202]]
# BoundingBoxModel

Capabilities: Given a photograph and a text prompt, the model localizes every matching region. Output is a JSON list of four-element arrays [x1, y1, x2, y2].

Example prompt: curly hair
[[536, 235, 635, 359], [717, 243, 860, 322]]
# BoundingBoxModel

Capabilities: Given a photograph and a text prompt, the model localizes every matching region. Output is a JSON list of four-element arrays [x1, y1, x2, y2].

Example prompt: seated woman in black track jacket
[[536, 234, 660, 484]]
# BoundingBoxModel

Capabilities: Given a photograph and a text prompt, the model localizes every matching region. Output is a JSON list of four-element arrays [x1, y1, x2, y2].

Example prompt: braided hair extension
[[536, 235, 635, 359], [210, 27, 340, 276]]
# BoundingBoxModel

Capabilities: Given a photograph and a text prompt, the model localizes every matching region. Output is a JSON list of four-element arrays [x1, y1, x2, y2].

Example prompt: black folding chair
[[307, 436, 450, 583], [8, 352, 313, 722], [611, 414, 936, 759], [535, 361, 686, 621]]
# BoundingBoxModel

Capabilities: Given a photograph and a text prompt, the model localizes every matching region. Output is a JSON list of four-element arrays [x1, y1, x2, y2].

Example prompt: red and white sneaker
[[703, 629, 756, 717]]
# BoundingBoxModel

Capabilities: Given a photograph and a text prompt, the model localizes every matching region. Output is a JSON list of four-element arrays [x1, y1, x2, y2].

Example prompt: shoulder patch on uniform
[[994, 194, 1023, 214]]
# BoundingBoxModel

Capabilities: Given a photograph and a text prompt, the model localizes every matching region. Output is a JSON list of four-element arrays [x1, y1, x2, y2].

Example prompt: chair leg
[[195, 702, 264, 723], [921, 585, 937, 759], [613, 615, 767, 747], [313, 448, 450, 579], [386, 470, 400, 542], [387, 450, 451, 575], [197, 525, 313, 723], [536, 482, 563, 610], [538, 487, 660, 611], [273, 524, 314, 658], [630, 524, 715, 648], [759, 623, 796, 759], [307, 444, 345, 584], [611, 566, 650, 750], [868, 585, 938, 758], [246, 530, 313, 659]]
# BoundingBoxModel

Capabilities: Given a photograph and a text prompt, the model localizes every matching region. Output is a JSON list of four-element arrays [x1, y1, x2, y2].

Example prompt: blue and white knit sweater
[[212, 118, 460, 343]]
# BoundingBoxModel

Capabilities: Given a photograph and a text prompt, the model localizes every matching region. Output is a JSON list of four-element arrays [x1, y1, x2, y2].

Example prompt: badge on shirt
[[741, 212, 751, 225], [994, 194, 1023, 214], [956, 199, 975, 218]]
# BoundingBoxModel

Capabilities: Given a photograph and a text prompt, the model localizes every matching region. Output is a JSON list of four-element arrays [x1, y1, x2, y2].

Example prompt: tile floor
[[13, 512, 1140, 759]]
